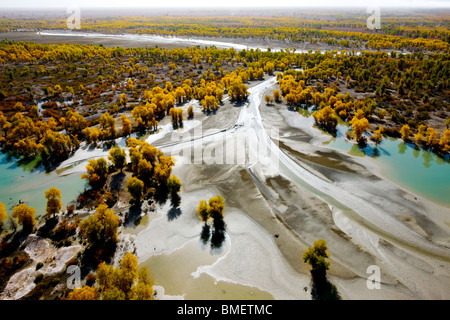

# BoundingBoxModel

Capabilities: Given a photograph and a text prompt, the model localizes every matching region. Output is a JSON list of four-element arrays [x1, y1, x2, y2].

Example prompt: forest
[[1, 11, 449, 52], [0, 9, 449, 300]]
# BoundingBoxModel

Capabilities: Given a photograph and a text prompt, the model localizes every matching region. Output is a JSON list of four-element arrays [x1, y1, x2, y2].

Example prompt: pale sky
[[1, 0, 449, 8]]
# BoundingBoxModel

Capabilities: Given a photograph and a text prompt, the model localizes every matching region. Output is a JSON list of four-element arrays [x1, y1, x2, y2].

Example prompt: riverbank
[[257, 84, 450, 299], [32, 75, 450, 300], [0, 30, 448, 300], [0, 31, 372, 53]]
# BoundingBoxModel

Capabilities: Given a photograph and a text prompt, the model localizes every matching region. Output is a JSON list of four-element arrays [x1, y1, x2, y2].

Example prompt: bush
[[34, 273, 44, 284], [36, 262, 44, 270]]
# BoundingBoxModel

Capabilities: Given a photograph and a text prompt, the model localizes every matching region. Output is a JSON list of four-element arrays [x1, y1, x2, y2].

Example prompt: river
[[0, 152, 87, 217], [1, 31, 449, 299]]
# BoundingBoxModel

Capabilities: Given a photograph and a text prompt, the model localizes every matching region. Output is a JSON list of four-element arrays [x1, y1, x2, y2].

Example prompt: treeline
[[1, 41, 448, 163], [0, 41, 263, 164], [275, 48, 450, 155], [0, 13, 449, 52]]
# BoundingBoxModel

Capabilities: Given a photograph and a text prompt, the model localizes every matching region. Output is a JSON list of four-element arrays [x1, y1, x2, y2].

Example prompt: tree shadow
[[88, 143, 97, 151], [0, 228, 29, 259], [109, 171, 125, 194], [310, 269, 341, 300], [203, 108, 218, 116], [231, 99, 249, 108], [153, 184, 169, 205], [210, 229, 226, 250], [102, 140, 116, 151], [124, 202, 142, 228], [36, 216, 59, 239], [79, 241, 117, 278], [209, 218, 227, 250], [200, 224, 210, 246], [167, 207, 182, 221], [170, 193, 181, 208]]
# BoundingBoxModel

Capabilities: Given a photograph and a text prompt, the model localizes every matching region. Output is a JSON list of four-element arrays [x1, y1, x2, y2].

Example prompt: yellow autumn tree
[[303, 239, 330, 273], [312, 105, 338, 132], [187, 105, 194, 119], [79, 204, 119, 245], [197, 200, 209, 224], [126, 176, 144, 203], [350, 110, 370, 143], [399, 124, 411, 141], [439, 129, 450, 152], [66, 286, 100, 300], [12, 203, 36, 232], [371, 125, 384, 145], [273, 90, 281, 103], [81, 158, 109, 190], [415, 124, 426, 145], [99, 112, 116, 140], [108, 146, 127, 172], [120, 115, 132, 137], [96, 252, 154, 300], [44, 187, 62, 218], [0, 201, 7, 231], [425, 127, 439, 148]]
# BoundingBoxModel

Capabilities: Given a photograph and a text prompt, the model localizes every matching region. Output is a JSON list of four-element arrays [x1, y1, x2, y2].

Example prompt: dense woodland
[[0, 11, 449, 300], [1, 12, 449, 51]]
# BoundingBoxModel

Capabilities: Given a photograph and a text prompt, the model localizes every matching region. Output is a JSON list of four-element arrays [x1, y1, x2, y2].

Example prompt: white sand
[[190, 209, 311, 300]]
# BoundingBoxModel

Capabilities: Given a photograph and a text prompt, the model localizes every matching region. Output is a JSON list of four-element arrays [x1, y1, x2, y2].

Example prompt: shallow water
[[0, 152, 87, 217], [140, 239, 274, 300], [317, 120, 450, 207]]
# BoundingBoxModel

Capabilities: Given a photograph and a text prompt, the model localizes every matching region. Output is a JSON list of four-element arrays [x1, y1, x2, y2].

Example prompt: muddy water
[[140, 239, 274, 300]]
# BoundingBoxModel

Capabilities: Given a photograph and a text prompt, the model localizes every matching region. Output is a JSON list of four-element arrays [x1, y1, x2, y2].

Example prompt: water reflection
[[398, 142, 407, 155], [294, 111, 450, 206], [0, 152, 86, 216]]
